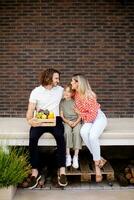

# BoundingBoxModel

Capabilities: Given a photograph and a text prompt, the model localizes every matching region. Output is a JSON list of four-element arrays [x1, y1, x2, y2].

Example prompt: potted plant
[[0, 146, 31, 200]]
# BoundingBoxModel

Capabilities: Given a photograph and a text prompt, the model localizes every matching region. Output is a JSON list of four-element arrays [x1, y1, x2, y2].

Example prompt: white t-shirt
[[29, 85, 64, 116]]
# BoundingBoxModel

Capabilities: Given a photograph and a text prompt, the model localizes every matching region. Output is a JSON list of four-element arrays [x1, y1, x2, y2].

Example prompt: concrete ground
[[14, 188, 134, 200], [14, 179, 134, 200], [14, 147, 134, 200]]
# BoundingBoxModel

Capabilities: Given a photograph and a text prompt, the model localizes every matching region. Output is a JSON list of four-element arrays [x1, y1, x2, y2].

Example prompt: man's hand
[[28, 118, 42, 127]]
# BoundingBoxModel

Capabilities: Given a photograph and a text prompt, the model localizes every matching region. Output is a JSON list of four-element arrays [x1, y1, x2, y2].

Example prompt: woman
[[71, 74, 107, 182]]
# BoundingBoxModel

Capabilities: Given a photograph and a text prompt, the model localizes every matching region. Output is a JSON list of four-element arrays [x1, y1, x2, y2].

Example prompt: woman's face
[[71, 78, 78, 90]]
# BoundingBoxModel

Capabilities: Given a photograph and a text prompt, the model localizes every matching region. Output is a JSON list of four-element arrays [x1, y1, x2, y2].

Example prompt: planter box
[[0, 186, 16, 200]]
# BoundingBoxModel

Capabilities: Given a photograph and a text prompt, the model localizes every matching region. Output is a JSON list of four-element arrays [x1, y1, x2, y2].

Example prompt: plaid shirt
[[74, 92, 100, 123]]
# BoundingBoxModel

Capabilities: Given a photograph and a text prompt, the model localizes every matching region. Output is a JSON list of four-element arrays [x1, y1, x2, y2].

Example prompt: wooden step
[[65, 156, 114, 183]]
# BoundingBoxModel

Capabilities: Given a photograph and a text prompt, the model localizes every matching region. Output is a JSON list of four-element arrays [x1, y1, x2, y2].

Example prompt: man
[[26, 68, 67, 189]]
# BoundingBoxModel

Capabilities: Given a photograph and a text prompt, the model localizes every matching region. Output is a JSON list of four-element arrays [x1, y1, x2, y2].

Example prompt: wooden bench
[[0, 117, 134, 146]]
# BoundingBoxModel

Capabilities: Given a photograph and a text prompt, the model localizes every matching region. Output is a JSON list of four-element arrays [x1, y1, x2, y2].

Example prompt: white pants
[[80, 109, 107, 161]]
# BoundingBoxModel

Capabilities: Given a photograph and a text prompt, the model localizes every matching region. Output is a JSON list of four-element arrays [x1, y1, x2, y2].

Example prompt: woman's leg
[[88, 110, 107, 182], [80, 123, 93, 154], [88, 110, 107, 161]]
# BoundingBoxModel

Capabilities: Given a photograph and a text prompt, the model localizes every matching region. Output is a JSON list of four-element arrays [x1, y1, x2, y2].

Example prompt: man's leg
[[29, 118, 67, 187], [51, 117, 67, 186], [28, 126, 50, 189]]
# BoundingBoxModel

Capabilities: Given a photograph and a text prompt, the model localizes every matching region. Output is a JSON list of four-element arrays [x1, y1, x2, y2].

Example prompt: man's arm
[[26, 102, 42, 127]]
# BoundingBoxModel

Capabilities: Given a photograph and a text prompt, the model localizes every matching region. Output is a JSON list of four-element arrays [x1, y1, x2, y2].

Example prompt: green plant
[[0, 147, 31, 188]]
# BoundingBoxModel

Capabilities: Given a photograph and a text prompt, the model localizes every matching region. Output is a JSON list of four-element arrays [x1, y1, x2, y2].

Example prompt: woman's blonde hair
[[72, 74, 96, 99]]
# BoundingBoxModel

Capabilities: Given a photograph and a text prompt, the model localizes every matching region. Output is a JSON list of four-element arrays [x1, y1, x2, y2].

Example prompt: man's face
[[52, 73, 60, 86]]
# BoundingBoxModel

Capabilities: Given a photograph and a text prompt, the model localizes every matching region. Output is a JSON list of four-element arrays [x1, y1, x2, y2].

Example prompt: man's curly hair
[[40, 68, 60, 86]]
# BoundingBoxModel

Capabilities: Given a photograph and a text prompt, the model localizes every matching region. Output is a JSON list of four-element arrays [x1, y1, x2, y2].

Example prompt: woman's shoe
[[95, 161, 103, 183], [99, 159, 107, 168]]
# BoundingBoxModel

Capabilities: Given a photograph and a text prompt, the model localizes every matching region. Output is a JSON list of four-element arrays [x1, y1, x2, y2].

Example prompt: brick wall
[[0, 0, 134, 117]]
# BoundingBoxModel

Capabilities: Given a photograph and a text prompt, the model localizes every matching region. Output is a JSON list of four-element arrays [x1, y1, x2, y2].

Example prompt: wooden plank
[[106, 174, 114, 182], [65, 156, 114, 183], [80, 157, 92, 182], [80, 158, 93, 173], [66, 167, 81, 175], [81, 173, 91, 182], [102, 162, 114, 174], [102, 162, 114, 182], [91, 161, 114, 182]]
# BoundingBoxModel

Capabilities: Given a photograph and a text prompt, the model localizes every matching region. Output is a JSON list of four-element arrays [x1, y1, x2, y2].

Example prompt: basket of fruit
[[34, 109, 56, 126]]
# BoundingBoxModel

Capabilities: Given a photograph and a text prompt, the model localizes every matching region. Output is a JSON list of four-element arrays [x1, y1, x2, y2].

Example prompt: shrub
[[0, 147, 31, 188]]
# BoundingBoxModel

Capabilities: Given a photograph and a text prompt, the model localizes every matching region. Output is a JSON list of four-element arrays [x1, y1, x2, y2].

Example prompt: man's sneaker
[[58, 174, 68, 187], [66, 154, 72, 167], [72, 156, 79, 169], [28, 174, 41, 189]]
